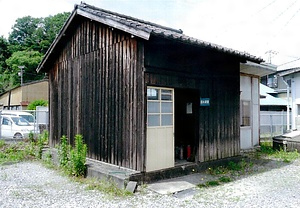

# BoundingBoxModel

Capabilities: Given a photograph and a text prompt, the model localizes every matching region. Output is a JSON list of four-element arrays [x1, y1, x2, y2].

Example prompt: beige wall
[[0, 80, 48, 109]]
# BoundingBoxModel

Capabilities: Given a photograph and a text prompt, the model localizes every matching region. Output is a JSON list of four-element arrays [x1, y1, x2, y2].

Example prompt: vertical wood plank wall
[[48, 19, 145, 171], [144, 37, 241, 162]]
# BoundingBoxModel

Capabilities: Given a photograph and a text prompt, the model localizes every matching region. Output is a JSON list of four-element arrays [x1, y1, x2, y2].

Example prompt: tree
[[8, 16, 42, 52], [5, 50, 44, 86], [41, 12, 70, 54], [27, 99, 48, 110], [0, 36, 11, 73], [0, 12, 70, 93], [8, 12, 70, 54]]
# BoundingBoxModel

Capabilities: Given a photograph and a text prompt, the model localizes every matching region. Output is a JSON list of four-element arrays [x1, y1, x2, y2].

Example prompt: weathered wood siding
[[144, 36, 240, 162], [48, 18, 145, 171]]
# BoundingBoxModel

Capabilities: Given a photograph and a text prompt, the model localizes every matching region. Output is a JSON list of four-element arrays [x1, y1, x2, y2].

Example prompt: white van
[[1, 110, 35, 125], [0, 115, 34, 139]]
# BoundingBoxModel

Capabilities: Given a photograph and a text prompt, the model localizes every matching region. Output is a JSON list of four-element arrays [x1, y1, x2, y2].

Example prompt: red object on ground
[[187, 145, 191, 159]]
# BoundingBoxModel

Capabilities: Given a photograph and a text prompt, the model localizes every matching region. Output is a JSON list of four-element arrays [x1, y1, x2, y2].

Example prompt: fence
[[0, 107, 49, 141], [260, 111, 291, 139]]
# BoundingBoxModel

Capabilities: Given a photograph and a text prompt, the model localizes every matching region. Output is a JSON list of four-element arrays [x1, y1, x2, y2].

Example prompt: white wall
[[291, 74, 300, 130], [240, 75, 260, 149]]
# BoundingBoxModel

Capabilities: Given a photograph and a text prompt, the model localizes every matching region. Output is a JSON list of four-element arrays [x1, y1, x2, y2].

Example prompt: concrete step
[[85, 158, 140, 189]]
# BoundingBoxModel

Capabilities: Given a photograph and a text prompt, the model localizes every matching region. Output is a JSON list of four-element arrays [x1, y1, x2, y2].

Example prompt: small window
[[147, 87, 173, 127], [148, 102, 160, 113], [161, 89, 172, 100], [147, 88, 159, 100], [241, 101, 251, 126]]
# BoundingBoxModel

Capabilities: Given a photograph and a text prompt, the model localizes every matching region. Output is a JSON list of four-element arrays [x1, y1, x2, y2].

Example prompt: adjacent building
[[0, 80, 48, 110]]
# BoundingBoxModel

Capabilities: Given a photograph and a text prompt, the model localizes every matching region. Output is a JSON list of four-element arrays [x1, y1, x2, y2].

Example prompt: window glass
[[241, 101, 250, 126], [2, 118, 9, 125], [161, 89, 172, 100], [148, 115, 160, 126], [147, 87, 173, 127], [148, 102, 160, 113], [162, 114, 173, 126], [147, 88, 159, 100], [161, 102, 173, 113]]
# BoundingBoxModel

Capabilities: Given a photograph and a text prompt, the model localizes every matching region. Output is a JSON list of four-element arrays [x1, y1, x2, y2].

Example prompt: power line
[[278, 57, 300, 66], [269, 0, 298, 23]]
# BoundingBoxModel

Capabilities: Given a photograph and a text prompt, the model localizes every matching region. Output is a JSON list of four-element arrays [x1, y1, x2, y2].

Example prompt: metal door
[[146, 87, 174, 171]]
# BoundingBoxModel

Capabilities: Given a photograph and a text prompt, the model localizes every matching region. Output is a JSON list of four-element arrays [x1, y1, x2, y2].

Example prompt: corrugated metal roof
[[260, 84, 287, 106], [77, 3, 263, 63]]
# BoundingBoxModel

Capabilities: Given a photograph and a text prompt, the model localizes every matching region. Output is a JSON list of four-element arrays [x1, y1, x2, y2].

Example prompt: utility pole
[[18, 66, 25, 86]]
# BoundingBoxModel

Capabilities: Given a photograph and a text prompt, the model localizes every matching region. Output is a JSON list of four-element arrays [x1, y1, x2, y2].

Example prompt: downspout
[[281, 77, 290, 132]]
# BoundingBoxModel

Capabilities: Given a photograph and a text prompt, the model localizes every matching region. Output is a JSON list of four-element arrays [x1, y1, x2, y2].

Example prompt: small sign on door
[[200, 98, 210, 106], [186, 103, 193, 114]]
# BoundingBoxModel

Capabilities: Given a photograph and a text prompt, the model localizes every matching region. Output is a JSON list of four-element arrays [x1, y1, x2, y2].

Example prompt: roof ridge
[[78, 2, 183, 34]]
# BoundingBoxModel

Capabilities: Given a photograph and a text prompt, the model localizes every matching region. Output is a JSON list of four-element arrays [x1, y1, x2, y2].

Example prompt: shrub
[[57, 134, 87, 177], [27, 99, 48, 110], [58, 135, 70, 168], [70, 135, 87, 177]]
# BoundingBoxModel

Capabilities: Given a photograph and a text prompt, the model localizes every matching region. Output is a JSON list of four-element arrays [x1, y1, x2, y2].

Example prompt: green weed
[[57, 134, 87, 177], [259, 142, 300, 162], [70, 135, 87, 177], [219, 176, 231, 183]]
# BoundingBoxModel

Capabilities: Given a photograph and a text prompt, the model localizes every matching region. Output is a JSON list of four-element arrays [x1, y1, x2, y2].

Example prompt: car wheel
[[14, 133, 23, 140]]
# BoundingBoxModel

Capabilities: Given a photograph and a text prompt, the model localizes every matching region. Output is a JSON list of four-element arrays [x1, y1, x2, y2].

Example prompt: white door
[[146, 87, 174, 172], [1, 117, 14, 138]]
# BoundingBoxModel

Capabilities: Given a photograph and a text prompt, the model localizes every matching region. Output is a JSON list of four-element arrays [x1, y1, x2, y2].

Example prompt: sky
[[1, 0, 300, 70]]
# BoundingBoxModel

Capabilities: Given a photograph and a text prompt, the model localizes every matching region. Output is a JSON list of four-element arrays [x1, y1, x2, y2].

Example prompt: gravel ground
[[1, 160, 300, 208]]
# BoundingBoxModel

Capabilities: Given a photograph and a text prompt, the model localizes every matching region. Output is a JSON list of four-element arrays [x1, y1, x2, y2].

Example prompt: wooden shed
[[37, 3, 264, 172]]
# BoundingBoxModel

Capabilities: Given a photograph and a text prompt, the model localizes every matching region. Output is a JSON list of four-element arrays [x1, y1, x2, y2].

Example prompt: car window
[[11, 117, 31, 126], [2, 118, 10, 125], [20, 115, 34, 123]]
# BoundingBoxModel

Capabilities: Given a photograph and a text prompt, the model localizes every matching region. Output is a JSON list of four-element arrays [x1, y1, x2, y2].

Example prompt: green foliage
[[0, 141, 35, 164], [36, 130, 49, 159], [259, 141, 275, 154], [5, 50, 44, 86], [28, 132, 35, 143], [57, 134, 87, 177], [8, 13, 70, 54], [70, 135, 87, 177], [0, 131, 49, 165], [0, 140, 5, 148], [259, 142, 299, 162], [42, 150, 53, 168], [0, 36, 11, 73], [58, 135, 70, 168], [0, 12, 70, 93], [218, 176, 231, 183], [27, 99, 48, 110]]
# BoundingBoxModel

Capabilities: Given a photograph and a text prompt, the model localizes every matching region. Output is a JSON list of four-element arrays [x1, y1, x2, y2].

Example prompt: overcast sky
[[1, 0, 300, 69]]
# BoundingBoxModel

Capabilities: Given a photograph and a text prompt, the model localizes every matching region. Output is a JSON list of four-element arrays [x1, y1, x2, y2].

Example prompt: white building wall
[[291, 74, 300, 130], [240, 75, 260, 149]]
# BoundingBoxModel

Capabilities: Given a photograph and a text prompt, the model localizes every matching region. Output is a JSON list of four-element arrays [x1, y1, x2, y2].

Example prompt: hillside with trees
[[0, 12, 70, 94]]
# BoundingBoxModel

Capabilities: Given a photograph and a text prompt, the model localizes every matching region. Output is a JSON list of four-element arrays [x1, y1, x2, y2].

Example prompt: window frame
[[147, 87, 174, 128], [240, 100, 251, 127]]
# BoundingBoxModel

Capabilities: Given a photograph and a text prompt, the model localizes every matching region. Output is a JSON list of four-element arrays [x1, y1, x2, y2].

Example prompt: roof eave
[[36, 6, 151, 73], [76, 9, 151, 40], [36, 9, 78, 73]]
